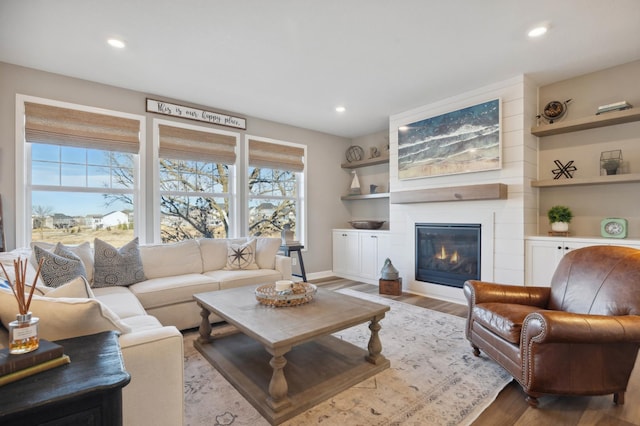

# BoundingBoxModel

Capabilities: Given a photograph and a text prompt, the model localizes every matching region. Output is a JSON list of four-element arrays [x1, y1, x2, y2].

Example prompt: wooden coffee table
[[193, 286, 390, 425]]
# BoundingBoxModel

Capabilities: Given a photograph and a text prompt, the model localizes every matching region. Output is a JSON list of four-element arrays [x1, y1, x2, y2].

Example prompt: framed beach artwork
[[398, 99, 501, 180]]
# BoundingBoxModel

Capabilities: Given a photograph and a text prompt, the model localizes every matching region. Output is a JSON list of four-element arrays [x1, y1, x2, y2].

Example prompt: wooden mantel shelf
[[341, 154, 389, 169], [531, 108, 640, 137], [390, 183, 507, 204]]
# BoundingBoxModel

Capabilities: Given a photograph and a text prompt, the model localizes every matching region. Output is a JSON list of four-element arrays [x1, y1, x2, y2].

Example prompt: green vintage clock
[[600, 218, 628, 238]]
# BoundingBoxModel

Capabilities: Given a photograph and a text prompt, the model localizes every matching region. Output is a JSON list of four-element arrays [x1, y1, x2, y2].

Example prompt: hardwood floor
[[313, 277, 640, 426]]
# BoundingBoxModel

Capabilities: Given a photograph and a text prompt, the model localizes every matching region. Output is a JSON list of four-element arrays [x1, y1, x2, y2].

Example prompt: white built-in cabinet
[[332, 229, 390, 284], [525, 236, 640, 287]]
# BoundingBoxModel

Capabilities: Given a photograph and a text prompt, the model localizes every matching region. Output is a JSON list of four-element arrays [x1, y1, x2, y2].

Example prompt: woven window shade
[[248, 139, 304, 172], [159, 125, 236, 164], [24, 102, 140, 153]]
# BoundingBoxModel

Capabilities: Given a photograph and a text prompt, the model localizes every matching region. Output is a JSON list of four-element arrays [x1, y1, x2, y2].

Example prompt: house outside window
[[17, 96, 145, 247], [247, 137, 305, 242]]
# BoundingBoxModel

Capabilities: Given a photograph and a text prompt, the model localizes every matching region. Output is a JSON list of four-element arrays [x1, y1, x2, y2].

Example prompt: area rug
[[183, 289, 512, 426]]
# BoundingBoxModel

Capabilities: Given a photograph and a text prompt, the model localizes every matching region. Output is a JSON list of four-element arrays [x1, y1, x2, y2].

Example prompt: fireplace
[[415, 223, 481, 288]]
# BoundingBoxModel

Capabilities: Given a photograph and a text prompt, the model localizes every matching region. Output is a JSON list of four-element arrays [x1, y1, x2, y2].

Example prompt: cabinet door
[[359, 232, 391, 280], [525, 240, 591, 287], [332, 231, 359, 275]]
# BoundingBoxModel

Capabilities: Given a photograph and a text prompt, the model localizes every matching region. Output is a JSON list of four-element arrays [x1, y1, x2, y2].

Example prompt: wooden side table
[[0, 331, 130, 426], [280, 244, 307, 282]]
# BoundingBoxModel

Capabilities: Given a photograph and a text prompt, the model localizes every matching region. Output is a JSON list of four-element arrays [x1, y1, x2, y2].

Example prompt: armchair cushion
[[473, 303, 541, 344]]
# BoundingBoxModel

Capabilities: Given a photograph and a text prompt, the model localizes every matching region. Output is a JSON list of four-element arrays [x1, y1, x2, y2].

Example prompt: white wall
[[388, 75, 537, 304]]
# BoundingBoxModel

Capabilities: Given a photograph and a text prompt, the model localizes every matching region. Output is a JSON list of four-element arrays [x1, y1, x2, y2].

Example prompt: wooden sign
[[146, 98, 246, 130]]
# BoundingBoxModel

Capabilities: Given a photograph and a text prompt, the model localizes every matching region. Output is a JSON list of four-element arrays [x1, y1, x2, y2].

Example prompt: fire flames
[[435, 245, 460, 264]]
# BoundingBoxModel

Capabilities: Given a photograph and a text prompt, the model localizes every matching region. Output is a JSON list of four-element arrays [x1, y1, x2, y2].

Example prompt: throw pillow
[[93, 238, 146, 288], [255, 237, 282, 269], [30, 241, 94, 284], [45, 276, 95, 298], [224, 238, 259, 270], [0, 287, 131, 341], [34, 243, 87, 288]]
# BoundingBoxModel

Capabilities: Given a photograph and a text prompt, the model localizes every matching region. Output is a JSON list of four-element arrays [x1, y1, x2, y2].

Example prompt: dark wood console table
[[0, 331, 130, 426]]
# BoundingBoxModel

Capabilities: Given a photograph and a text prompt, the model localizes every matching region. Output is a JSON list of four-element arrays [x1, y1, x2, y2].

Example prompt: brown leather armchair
[[464, 245, 640, 407]]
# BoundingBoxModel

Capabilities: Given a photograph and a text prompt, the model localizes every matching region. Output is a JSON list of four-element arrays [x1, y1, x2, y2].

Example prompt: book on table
[[0, 355, 71, 386], [0, 339, 70, 386], [0, 339, 65, 376]]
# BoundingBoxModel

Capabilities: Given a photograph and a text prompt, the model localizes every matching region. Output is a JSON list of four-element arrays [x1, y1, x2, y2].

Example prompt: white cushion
[[140, 239, 203, 278], [255, 237, 282, 269], [92, 286, 148, 319], [0, 288, 131, 341], [45, 276, 95, 298], [204, 268, 282, 290], [129, 274, 220, 309]]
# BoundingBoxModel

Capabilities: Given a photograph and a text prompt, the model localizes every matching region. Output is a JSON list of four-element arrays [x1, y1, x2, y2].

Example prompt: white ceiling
[[1, 1, 639, 138]]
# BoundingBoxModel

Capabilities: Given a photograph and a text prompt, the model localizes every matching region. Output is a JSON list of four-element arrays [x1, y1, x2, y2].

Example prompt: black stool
[[279, 244, 307, 282]]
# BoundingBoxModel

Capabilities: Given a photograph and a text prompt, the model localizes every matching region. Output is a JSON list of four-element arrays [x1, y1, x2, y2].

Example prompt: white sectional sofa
[[0, 237, 292, 426]]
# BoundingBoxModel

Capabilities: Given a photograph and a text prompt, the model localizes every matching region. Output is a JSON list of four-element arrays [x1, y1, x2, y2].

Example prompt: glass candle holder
[[9, 312, 40, 354]]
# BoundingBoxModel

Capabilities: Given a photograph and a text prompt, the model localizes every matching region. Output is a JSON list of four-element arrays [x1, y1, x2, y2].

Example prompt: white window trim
[[151, 118, 240, 243], [244, 135, 307, 246], [15, 94, 146, 247]]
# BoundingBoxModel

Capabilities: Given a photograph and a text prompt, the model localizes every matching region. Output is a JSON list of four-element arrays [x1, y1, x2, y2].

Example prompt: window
[[155, 121, 238, 242], [247, 137, 305, 242], [16, 96, 144, 247]]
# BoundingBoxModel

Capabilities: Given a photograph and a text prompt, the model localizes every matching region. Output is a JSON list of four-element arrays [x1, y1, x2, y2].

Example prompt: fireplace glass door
[[415, 223, 481, 288]]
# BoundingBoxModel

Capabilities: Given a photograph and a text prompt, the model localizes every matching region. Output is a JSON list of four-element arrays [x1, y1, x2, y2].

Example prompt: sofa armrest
[[275, 254, 292, 280], [522, 311, 640, 344], [119, 326, 184, 426], [464, 280, 550, 308]]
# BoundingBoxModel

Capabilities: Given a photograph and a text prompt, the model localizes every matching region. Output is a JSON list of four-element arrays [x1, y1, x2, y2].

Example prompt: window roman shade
[[248, 139, 304, 172], [158, 124, 236, 164], [24, 102, 141, 153]]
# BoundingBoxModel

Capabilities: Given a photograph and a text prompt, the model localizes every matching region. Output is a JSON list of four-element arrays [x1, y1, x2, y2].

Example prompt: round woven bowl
[[255, 282, 317, 307]]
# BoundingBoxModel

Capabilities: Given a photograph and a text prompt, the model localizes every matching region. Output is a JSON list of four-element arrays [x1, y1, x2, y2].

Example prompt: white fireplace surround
[[391, 207, 495, 304]]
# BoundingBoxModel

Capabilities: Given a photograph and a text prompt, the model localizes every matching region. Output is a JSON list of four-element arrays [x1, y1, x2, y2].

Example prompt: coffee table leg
[[265, 346, 292, 412], [366, 313, 387, 365], [197, 303, 213, 344]]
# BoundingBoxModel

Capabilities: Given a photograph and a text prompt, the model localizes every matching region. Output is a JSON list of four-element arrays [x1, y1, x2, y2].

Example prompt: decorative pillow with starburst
[[224, 239, 259, 270]]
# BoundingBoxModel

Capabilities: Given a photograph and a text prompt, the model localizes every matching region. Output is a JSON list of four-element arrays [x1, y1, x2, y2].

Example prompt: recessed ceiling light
[[528, 26, 548, 38], [335, 106, 346, 113], [107, 38, 126, 49]]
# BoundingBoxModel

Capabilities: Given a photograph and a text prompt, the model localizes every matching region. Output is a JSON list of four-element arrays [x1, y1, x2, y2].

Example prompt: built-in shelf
[[341, 193, 390, 200], [531, 108, 640, 137], [531, 173, 640, 188], [341, 154, 389, 169]]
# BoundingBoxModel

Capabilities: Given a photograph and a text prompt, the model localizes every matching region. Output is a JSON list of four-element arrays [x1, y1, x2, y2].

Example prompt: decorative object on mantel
[[600, 150, 623, 175], [146, 98, 246, 130], [537, 99, 572, 124], [349, 170, 361, 195], [601, 218, 628, 239], [398, 98, 500, 180], [369, 184, 378, 194], [596, 101, 632, 115], [1, 258, 44, 354], [349, 220, 386, 230], [547, 205, 573, 233], [552, 159, 577, 179], [345, 145, 364, 163]]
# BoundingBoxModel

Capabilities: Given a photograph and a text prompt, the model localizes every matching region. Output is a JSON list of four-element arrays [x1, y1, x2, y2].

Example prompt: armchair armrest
[[464, 280, 550, 308], [522, 311, 640, 344]]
